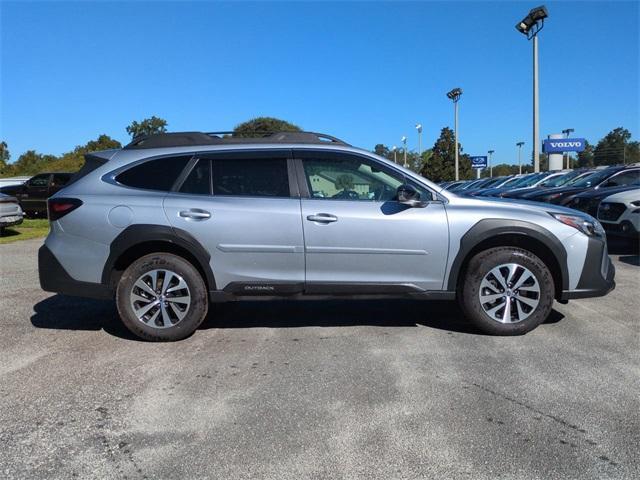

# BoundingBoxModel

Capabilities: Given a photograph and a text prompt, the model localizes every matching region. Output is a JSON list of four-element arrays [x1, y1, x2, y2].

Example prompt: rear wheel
[[116, 253, 208, 341], [459, 247, 555, 335]]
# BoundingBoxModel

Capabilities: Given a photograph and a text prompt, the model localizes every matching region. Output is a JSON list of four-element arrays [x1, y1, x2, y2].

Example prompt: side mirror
[[397, 184, 427, 207]]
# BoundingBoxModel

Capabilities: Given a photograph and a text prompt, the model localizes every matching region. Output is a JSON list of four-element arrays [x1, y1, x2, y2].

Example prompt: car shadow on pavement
[[31, 294, 141, 341], [30, 293, 565, 340], [607, 238, 639, 264]]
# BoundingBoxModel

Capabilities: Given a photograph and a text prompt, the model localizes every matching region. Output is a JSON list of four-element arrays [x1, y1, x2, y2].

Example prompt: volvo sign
[[470, 156, 488, 168], [543, 138, 586, 153]]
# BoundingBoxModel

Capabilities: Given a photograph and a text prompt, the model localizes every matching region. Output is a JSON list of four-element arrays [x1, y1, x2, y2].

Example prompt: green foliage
[[0, 141, 9, 173], [233, 117, 301, 137], [126, 116, 168, 139], [0, 135, 121, 177], [419, 127, 473, 182], [593, 127, 632, 165], [576, 140, 595, 168]]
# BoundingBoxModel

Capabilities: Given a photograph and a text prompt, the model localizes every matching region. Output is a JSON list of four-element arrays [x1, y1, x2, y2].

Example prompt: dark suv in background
[[0, 172, 73, 217]]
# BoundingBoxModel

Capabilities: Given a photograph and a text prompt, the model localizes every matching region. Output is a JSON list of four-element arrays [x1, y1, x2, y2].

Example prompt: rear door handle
[[307, 213, 338, 223], [179, 209, 211, 220]]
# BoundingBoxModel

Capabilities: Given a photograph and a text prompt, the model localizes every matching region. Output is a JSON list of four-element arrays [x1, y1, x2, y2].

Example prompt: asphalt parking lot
[[1, 239, 638, 479]]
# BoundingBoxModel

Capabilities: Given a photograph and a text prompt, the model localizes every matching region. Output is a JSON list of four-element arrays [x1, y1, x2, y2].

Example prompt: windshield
[[540, 172, 574, 187], [571, 169, 614, 188]]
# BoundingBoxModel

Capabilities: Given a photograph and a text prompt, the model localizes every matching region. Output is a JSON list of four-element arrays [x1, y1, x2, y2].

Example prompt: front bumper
[[0, 214, 24, 228], [602, 220, 640, 239], [560, 236, 615, 300], [39, 245, 112, 299]]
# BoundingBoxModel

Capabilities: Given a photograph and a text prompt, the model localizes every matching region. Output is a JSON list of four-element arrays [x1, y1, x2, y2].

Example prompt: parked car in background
[[476, 172, 550, 198], [568, 183, 640, 217], [0, 193, 24, 233], [38, 130, 614, 341], [501, 169, 591, 199], [0, 176, 32, 189], [597, 189, 640, 240], [0, 172, 74, 217], [524, 165, 640, 206], [458, 176, 513, 196]]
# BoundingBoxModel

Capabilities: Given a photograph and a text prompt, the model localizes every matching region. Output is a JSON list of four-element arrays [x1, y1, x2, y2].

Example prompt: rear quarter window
[[116, 156, 191, 191]]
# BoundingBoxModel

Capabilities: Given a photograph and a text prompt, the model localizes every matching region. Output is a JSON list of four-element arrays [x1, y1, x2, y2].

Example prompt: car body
[[568, 184, 640, 218], [457, 176, 513, 196], [0, 172, 74, 217], [476, 172, 551, 197], [38, 131, 615, 341], [0, 176, 32, 189], [523, 166, 640, 206], [501, 169, 591, 199], [597, 189, 640, 239], [0, 193, 24, 232]]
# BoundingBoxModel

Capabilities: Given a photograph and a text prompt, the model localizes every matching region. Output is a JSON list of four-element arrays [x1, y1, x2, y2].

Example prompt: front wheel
[[116, 253, 209, 341], [459, 247, 555, 335]]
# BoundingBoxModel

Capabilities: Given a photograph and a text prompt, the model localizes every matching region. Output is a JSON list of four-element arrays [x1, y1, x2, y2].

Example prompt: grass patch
[[0, 218, 50, 244]]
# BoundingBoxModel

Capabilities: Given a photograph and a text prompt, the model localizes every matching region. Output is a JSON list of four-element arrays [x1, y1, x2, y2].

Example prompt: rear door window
[[179, 159, 211, 195], [116, 156, 191, 191], [211, 157, 290, 197]]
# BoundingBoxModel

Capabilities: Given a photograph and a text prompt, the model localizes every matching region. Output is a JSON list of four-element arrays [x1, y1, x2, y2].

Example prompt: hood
[[450, 192, 593, 219], [572, 184, 639, 200]]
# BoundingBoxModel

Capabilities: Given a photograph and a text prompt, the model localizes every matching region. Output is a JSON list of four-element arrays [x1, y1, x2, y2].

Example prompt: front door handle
[[179, 209, 211, 220], [307, 213, 338, 223]]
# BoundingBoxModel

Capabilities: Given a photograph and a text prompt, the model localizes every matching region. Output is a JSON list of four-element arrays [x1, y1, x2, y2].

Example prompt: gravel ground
[[1, 238, 638, 479]]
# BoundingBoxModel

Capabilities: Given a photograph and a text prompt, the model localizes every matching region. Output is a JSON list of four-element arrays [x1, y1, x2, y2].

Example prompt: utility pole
[[517, 142, 525, 174], [562, 128, 574, 169], [516, 5, 548, 173], [401, 136, 407, 167], [488, 150, 495, 177], [446, 88, 463, 180], [392, 146, 397, 164]]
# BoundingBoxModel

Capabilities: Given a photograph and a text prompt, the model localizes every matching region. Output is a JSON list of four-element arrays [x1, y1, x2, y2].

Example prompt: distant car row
[[0, 172, 73, 218], [440, 164, 640, 240]]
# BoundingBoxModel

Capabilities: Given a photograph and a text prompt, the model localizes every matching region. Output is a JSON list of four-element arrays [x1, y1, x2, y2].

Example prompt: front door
[[296, 150, 449, 292], [163, 150, 305, 293]]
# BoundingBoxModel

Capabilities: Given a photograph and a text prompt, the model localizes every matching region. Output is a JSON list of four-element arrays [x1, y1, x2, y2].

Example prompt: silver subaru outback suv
[[39, 131, 615, 341]]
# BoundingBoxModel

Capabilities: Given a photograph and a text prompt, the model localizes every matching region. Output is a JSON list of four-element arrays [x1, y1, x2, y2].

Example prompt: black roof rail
[[124, 131, 350, 149]]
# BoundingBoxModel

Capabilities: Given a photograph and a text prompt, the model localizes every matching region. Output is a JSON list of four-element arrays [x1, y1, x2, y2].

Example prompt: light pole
[[516, 5, 548, 173], [401, 136, 408, 167], [562, 128, 574, 169], [415, 124, 423, 156], [488, 150, 495, 177], [516, 141, 525, 174], [446, 88, 463, 180], [392, 145, 397, 164]]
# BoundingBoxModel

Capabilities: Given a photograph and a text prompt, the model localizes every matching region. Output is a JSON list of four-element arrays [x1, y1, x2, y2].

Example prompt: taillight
[[48, 198, 83, 221]]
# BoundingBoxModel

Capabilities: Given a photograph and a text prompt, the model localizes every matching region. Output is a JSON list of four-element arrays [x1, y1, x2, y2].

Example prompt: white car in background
[[0, 176, 31, 188], [597, 188, 640, 240], [0, 193, 24, 233]]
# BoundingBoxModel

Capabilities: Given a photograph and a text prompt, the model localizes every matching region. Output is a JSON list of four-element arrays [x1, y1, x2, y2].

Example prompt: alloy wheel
[[478, 263, 541, 323]]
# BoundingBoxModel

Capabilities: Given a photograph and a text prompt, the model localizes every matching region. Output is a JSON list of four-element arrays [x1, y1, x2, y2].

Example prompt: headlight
[[631, 200, 640, 207], [550, 213, 605, 237]]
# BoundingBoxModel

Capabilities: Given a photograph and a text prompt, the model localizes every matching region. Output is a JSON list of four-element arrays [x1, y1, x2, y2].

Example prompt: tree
[[233, 117, 301, 137], [420, 127, 473, 182], [594, 127, 631, 165], [373, 144, 390, 157], [576, 140, 595, 168], [46, 135, 122, 172], [126, 116, 168, 138], [0, 141, 9, 174]]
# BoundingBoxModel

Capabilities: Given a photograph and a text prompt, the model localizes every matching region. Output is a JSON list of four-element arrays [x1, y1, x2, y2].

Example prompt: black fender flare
[[446, 218, 569, 293], [101, 224, 216, 290]]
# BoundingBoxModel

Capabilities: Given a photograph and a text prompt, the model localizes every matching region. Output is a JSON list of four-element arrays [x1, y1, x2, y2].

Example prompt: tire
[[116, 253, 209, 341], [459, 247, 555, 335]]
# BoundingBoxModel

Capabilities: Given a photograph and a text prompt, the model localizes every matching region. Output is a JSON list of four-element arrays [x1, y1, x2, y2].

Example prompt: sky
[[1, 0, 639, 166]]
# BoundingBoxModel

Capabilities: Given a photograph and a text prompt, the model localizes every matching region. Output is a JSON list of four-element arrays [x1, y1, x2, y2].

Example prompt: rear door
[[163, 150, 305, 293], [295, 149, 449, 292]]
